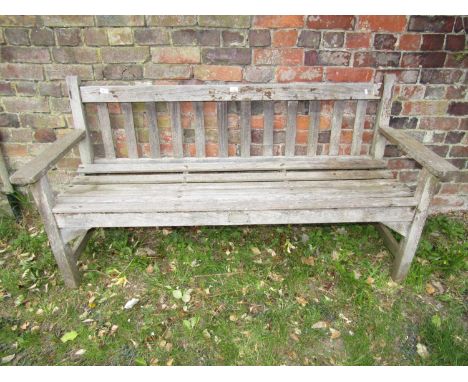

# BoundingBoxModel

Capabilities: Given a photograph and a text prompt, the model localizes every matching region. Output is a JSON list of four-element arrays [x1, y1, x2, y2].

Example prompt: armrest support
[[10, 129, 85, 186], [379, 127, 459, 182]]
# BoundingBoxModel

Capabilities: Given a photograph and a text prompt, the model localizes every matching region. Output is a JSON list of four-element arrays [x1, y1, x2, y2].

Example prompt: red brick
[[449, 146, 468, 157], [253, 16, 304, 29], [198, 16, 250, 28], [325, 68, 374, 82], [373, 34, 397, 50], [253, 48, 303, 65], [398, 34, 421, 50], [408, 16, 455, 33], [249, 30, 271, 47], [151, 47, 200, 64], [4, 28, 30, 45], [2, 97, 49, 113], [45, 64, 94, 80], [55, 28, 81, 46], [202, 48, 251, 65], [30, 27, 55, 46], [401, 52, 446, 68], [243, 66, 274, 82], [146, 16, 197, 27], [401, 101, 448, 116], [101, 64, 143, 80], [1, 143, 28, 157], [445, 35, 466, 51], [1, 46, 50, 63], [345, 33, 371, 49], [358, 16, 407, 32], [144, 64, 191, 80], [306, 16, 355, 30], [101, 47, 150, 63], [272, 30, 298, 47], [42, 16, 94, 27], [193, 65, 242, 81], [34, 128, 57, 143], [96, 16, 144, 27], [322, 32, 344, 48], [0, 63, 43, 80], [419, 117, 459, 131], [276, 66, 323, 82], [83, 28, 108, 46], [448, 102, 468, 116], [421, 34, 445, 51]]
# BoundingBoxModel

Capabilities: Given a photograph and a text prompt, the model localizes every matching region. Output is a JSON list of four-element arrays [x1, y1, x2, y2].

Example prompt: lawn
[[0, 204, 467, 366]]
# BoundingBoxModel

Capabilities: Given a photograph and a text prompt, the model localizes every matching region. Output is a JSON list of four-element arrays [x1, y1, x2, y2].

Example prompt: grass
[[0, 207, 466, 366]]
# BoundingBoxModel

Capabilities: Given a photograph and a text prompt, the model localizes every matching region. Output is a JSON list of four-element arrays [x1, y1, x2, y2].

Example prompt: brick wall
[[0, 15, 467, 212]]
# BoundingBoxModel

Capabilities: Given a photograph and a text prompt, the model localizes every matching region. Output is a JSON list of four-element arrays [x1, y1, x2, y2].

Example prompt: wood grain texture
[[240, 101, 251, 157], [351, 100, 367, 156], [194, 101, 206, 158], [263, 101, 274, 156], [144, 102, 161, 158], [170, 102, 183, 158], [329, 100, 345, 156], [217, 102, 228, 157], [0, 145, 13, 194], [285, 101, 298, 156], [307, 101, 320, 156], [97, 103, 116, 159], [121, 103, 138, 159]]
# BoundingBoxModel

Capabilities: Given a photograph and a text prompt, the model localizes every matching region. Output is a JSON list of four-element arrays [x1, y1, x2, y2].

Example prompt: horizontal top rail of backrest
[[79, 83, 382, 103]]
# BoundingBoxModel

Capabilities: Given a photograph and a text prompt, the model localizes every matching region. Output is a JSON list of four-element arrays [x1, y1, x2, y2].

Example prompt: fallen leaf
[[290, 332, 300, 342], [425, 283, 436, 295], [166, 358, 174, 366], [61, 331, 78, 343], [416, 343, 429, 359], [124, 298, 139, 310], [295, 296, 307, 307], [329, 328, 341, 339], [75, 349, 86, 356], [339, 313, 352, 324], [162, 229, 171, 236], [268, 272, 284, 282], [172, 289, 182, 299], [432, 280, 445, 294], [366, 276, 375, 285], [251, 247, 261, 256], [146, 264, 154, 274], [1, 354, 15, 364], [182, 289, 192, 303], [301, 257, 315, 266], [110, 324, 119, 335], [312, 321, 328, 329], [229, 314, 238, 322]]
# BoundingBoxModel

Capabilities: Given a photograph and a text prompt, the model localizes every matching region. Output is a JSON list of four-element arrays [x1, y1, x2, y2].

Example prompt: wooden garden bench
[[10, 75, 459, 288]]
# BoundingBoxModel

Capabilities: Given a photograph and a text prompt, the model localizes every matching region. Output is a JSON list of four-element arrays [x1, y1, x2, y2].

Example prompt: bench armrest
[[379, 127, 459, 182], [10, 129, 86, 186]]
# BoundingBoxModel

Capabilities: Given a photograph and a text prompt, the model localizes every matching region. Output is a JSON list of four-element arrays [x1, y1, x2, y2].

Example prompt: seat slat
[[194, 101, 206, 157], [121, 102, 138, 159], [263, 101, 274, 156], [144, 102, 160, 158], [170, 102, 183, 158], [96, 103, 115, 159], [240, 101, 251, 157], [329, 100, 345, 156], [285, 101, 298, 156], [307, 101, 320, 156], [217, 102, 228, 157]]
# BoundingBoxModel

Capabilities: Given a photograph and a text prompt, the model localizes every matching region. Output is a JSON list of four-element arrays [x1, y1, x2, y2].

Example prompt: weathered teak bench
[[10, 75, 459, 288]]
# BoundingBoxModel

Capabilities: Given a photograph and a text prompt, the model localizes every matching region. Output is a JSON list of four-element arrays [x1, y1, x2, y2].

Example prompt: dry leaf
[[301, 257, 315, 266], [75, 349, 86, 356], [124, 298, 139, 310], [268, 272, 284, 282], [416, 343, 429, 359], [312, 321, 328, 329], [329, 328, 341, 339], [251, 247, 261, 255], [166, 358, 174, 366], [162, 229, 171, 236], [295, 296, 307, 307], [229, 314, 238, 322], [146, 264, 154, 274], [290, 332, 300, 342], [110, 324, 119, 335], [425, 283, 436, 295], [366, 276, 375, 285], [1, 354, 15, 364]]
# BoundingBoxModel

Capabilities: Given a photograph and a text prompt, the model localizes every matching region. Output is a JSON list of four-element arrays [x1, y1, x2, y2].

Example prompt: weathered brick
[[420, 69, 463, 84], [131, 28, 169, 46], [401, 101, 448, 116], [253, 48, 303, 65], [401, 52, 446, 68], [445, 35, 466, 51], [424, 86, 445, 100], [253, 16, 303, 28], [146, 16, 197, 27], [0, 113, 20, 127], [102, 47, 149, 63], [0, 16, 38, 27], [322, 32, 344, 48], [55, 28, 81, 46], [421, 34, 445, 51], [306, 16, 355, 30], [172, 29, 197, 45], [391, 101, 402, 115], [202, 48, 251, 65], [52, 47, 99, 64], [449, 146, 468, 157], [2, 97, 49, 113], [108, 28, 133, 46], [38, 82, 62, 97], [100, 64, 143, 80], [373, 34, 397, 50], [45, 64, 94, 80], [198, 30, 220, 46], [389, 117, 418, 129], [325, 67, 374, 82], [398, 34, 421, 50], [4, 28, 30, 45], [345, 33, 371, 49], [448, 102, 468, 116], [222, 31, 246, 47], [30, 27, 55, 46], [419, 117, 459, 130], [276, 66, 323, 82], [272, 29, 298, 47], [34, 128, 57, 143], [1, 143, 28, 157], [306, 50, 351, 66], [243, 66, 274, 82], [199, 16, 251, 28], [49, 97, 70, 113], [445, 131, 465, 144], [297, 30, 320, 48], [358, 16, 407, 32], [42, 16, 94, 27], [354, 52, 401, 67], [152, 47, 200, 64], [408, 16, 455, 32], [96, 16, 144, 27], [1, 46, 50, 63], [83, 28, 108, 46], [248, 30, 271, 47], [445, 53, 468, 68], [0, 82, 14, 96], [144, 64, 191, 80], [193, 65, 242, 81], [446, 85, 467, 99], [0, 63, 43, 80], [15, 82, 36, 96]]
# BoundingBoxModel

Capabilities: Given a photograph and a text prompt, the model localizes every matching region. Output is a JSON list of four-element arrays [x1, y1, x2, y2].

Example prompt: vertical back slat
[[307, 101, 320, 156], [329, 100, 345, 156], [97, 103, 116, 159], [217, 102, 228, 157], [263, 101, 274, 156], [170, 102, 183, 158], [240, 101, 251, 157], [144, 102, 160, 158], [121, 102, 138, 159], [351, 100, 367, 156], [285, 101, 298, 156], [194, 101, 205, 158]]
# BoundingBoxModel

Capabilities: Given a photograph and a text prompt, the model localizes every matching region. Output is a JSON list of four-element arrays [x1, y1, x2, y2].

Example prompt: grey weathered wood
[[170, 102, 183, 158], [121, 103, 138, 159], [66, 76, 93, 164], [78, 156, 387, 174], [80, 83, 381, 103], [263, 101, 274, 156], [30, 175, 80, 288], [217, 102, 228, 157], [10, 130, 85, 186], [285, 101, 298, 156], [194, 101, 206, 158], [351, 100, 367, 156], [376, 223, 401, 257], [380, 127, 459, 181], [307, 101, 320, 156], [380, 221, 410, 237], [371, 74, 396, 159], [144, 102, 160, 158], [97, 103, 115, 159], [71, 229, 93, 263], [0, 146, 13, 194], [392, 169, 438, 281], [61, 228, 88, 243], [56, 207, 415, 229], [329, 100, 345, 156], [240, 101, 251, 157]]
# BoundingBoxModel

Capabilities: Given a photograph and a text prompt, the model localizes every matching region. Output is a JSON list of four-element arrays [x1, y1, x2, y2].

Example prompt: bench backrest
[[66, 76, 395, 164]]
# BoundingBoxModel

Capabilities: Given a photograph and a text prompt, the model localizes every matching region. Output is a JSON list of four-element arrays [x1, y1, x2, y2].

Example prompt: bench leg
[[391, 169, 438, 281], [30, 176, 80, 288]]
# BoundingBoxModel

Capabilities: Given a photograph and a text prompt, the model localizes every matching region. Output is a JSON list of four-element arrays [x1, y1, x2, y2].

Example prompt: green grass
[[0, 210, 466, 365]]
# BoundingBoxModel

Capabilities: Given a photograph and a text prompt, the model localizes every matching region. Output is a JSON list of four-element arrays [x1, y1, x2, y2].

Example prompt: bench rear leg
[[391, 169, 438, 281], [30, 176, 80, 288]]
